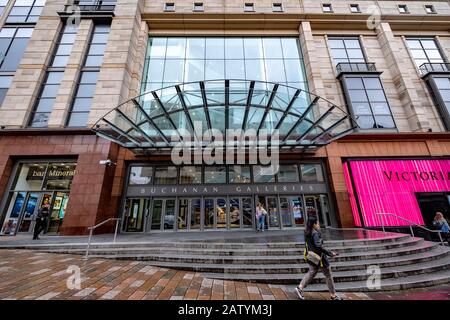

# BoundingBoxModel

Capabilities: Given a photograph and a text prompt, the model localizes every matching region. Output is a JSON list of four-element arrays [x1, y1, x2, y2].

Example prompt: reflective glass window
[[300, 164, 324, 182], [129, 166, 153, 185], [154, 166, 178, 185]]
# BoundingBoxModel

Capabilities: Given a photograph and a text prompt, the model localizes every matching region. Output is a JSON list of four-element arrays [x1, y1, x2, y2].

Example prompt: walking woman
[[295, 217, 342, 300]]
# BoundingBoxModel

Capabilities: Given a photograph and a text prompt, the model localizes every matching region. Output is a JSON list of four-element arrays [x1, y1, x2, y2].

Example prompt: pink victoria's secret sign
[[343, 159, 450, 227]]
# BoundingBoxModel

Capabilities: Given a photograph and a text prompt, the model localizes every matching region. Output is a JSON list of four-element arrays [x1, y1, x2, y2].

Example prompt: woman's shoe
[[294, 286, 304, 300], [330, 295, 343, 300]]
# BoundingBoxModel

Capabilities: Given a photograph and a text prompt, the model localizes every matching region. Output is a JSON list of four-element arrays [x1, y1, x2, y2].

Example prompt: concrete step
[[0, 234, 410, 251], [84, 241, 438, 264], [199, 255, 450, 284], [42, 237, 424, 256], [131, 246, 450, 274]]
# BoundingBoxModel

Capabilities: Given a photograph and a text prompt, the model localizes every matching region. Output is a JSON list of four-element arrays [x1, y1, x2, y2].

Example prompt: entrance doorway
[[416, 192, 450, 229], [123, 198, 148, 232]]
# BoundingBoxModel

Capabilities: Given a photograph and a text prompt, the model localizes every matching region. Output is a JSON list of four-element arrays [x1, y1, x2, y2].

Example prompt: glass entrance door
[[305, 195, 322, 225], [229, 198, 240, 228], [279, 197, 293, 227], [266, 196, 280, 228], [123, 198, 148, 232], [47, 192, 69, 234], [190, 198, 201, 230], [18, 192, 43, 233], [204, 198, 215, 229], [216, 198, 227, 229], [164, 199, 176, 230], [150, 199, 163, 230], [242, 197, 253, 229]]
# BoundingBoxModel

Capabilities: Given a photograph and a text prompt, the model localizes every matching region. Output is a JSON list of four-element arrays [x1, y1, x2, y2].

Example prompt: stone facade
[[0, 0, 449, 234]]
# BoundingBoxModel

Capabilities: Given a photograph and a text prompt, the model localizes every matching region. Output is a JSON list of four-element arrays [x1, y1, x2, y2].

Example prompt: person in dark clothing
[[33, 204, 50, 240], [295, 217, 342, 300]]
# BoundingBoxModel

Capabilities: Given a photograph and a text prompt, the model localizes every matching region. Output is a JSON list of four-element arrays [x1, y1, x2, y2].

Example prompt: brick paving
[[0, 249, 448, 300]]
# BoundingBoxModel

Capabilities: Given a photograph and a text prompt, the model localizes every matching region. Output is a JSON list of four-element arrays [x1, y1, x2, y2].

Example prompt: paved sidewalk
[[0, 249, 448, 300]]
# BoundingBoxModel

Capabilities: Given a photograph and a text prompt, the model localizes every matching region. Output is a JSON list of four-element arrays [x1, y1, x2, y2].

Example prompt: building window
[[6, 0, 45, 23], [0, 0, 9, 16], [277, 164, 299, 183], [272, 3, 283, 12], [28, 71, 64, 127], [51, 24, 78, 67], [0, 161, 76, 236], [66, 24, 110, 127], [244, 3, 254, 12], [398, 5, 409, 14], [164, 2, 174, 12], [328, 37, 365, 65], [228, 166, 251, 183], [0, 27, 33, 72], [154, 166, 178, 185], [180, 166, 202, 184], [406, 38, 445, 68], [300, 164, 324, 182], [349, 4, 360, 13], [322, 4, 332, 13], [0, 75, 12, 106], [426, 77, 450, 130], [204, 166, 226, 184], [28, 24, 78, 128], [193, 2, 203, 12], [425, 5, 436, 14], [129, 166, 153, 185], [253, 166, 275, 183], [142, 37, 308, 97], [343, 76, 396, 129]]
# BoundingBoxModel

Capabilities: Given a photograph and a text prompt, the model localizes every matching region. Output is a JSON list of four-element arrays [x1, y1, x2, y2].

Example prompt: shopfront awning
[[92, 80, 357, 154]]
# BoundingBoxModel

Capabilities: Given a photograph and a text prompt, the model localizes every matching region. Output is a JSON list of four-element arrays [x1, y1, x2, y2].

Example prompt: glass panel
[[204, 198, 215, 229], [356, 115, 375, 129], [151, 199, 163, 230], [163, 59, 184, 83], [204, 166, 226, 183], [179, 166, 201, 184], [166, 38, 186, 59], [225, 59, 245, 79], [178, 199, 188, 230], [129, 166, 153, 185], [292, 197, 304, 225], [154, 166, 177, 184], [300, 164, 324, 182], [229, 198, 240, 228], [206, 38, 224, 59], [123, 198, 146, 232], [164, 199, 175, 230], [277, 164, 299, 182], [263, 38, 283, 59], [281, 38, 300, 59], [253, 166, 275, 183], [375, 115, 396, 129], [66, 112, 89, 127], [12, 163, 46, 190], [186, 38, 205, 59], [284, 59, 304, 82], [242, 197, 253, 228], [228, 165, 251, 183], [244, 38, 264, 59], [18, 192, 41, 233], [184, 59, 205, 82], [43, 163, 76, 190], [305, 195, 320, 224], [190, 198, 201, 229], [267, 197, 280, 228], [216, 198, 227, 228], [205, 59, 225, 80], [225, 38, 244, 59], [265, 60, 286, 82], [245, 59, 266, 81], [279, 197, 292, 227]]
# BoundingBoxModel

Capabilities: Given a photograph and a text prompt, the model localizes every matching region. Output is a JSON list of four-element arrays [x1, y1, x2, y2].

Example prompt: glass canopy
[[92, 80, 357, 154]]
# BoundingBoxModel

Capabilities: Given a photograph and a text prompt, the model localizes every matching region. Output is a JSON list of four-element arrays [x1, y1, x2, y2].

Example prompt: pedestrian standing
[[432, 212, 450, 245], [295, 217, 342, 300], [256, 202, 266, 232], [33, 204, 50, 240]]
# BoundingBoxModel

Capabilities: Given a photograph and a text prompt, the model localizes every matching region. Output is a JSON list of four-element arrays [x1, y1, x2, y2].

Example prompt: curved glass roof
[[92, 80, 357, 154]]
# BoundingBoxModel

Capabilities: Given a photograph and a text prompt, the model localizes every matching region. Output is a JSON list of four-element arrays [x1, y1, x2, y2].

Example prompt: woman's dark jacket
[[305, 229, 332, 267]]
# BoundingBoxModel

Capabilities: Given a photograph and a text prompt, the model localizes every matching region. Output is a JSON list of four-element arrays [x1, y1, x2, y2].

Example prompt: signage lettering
[[383, 170, 449, 182]]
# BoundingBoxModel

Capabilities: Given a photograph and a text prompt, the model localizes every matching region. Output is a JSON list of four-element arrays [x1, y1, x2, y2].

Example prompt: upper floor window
[[272, 3, 283, 12], [0, 27, 33, 72], [244, 3, 254, 12], [343, 76, 396, 129], [349, 4, 360, 13], [322, 4, 332, 13], [406, 38, 445, 68], [0, 0, 9, 16], [425, 5, 436, 14], [193, 2, 203, 12], [164, 2, 174, 12], [398, 4, 409, 14], [51, 24, 77, 67], [328, 37, 365, 65], [0, 75, 12, 106], [6, 0, 45, 23]]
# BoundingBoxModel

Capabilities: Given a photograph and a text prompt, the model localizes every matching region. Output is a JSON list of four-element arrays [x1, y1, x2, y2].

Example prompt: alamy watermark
[[171, 121, 280, 175], [366, 265, 381, 290]]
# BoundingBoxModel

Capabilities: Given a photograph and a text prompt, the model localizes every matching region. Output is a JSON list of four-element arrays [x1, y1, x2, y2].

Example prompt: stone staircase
[[5, 232, 449, 292]]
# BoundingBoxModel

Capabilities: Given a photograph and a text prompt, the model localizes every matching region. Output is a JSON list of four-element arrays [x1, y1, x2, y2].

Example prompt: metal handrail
[[85, 218, 121, 260], [376, 213, 445, 246]]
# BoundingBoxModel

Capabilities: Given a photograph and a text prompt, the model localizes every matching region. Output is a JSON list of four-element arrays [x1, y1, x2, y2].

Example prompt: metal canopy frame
[[92, 80, 357, 154]]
